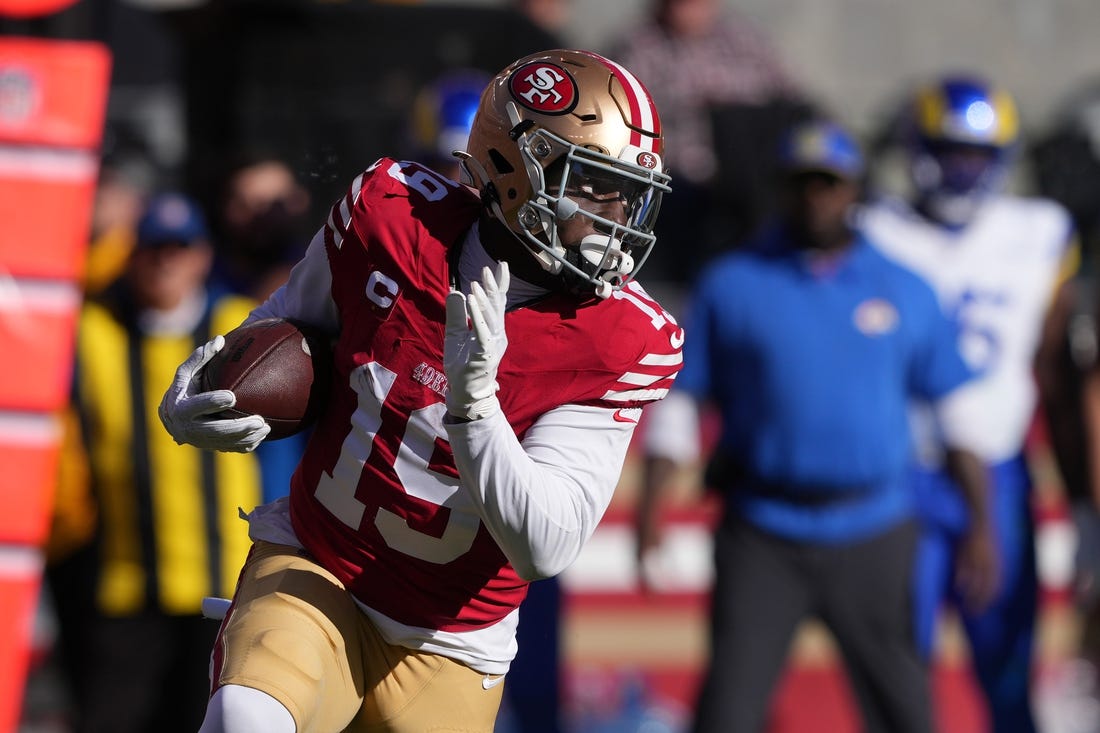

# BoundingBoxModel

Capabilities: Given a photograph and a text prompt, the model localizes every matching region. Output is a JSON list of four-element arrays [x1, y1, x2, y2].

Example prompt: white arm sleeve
[[642, 390, 701, 463], [246, 227, 340, 332], [445, 403, 638, 581]]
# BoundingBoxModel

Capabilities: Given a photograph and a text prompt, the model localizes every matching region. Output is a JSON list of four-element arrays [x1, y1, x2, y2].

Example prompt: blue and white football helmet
[[906, 75, 1019, 228], [410, 69, 491, 178]]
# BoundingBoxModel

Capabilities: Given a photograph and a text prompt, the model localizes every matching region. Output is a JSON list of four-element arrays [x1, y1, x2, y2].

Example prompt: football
[[198, 318, 332, 440]]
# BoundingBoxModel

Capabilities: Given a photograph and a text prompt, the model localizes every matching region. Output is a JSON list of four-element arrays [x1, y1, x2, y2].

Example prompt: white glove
[[444, 261, 510, 421], [158, 335, 272, 453]]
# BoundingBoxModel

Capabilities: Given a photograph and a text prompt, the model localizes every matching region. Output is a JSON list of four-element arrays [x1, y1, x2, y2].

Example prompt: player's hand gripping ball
[[197, 318, 332, 440]]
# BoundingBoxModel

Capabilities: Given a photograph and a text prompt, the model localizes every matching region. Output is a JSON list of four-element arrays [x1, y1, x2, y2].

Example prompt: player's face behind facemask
[[542, 154, 662, 289], [460, 49, 671, 299], [911, 140, 1009, 228], [906, 75, 1019, 229]]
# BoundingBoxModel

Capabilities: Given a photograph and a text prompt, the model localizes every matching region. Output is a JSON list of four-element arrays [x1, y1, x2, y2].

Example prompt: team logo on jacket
[[852, 298, 898, 336], [509, 62, 577, 115]]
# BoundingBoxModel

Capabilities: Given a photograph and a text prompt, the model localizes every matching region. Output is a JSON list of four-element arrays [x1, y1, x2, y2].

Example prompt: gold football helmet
[[460, 49, 671, 298]]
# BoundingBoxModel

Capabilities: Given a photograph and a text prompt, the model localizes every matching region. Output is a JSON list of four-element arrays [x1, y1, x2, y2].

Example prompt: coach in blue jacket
[[637, 119, 997, 733]]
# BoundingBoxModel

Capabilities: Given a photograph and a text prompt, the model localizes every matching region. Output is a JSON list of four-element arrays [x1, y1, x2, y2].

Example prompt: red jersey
[[289, 158, 682, 632]]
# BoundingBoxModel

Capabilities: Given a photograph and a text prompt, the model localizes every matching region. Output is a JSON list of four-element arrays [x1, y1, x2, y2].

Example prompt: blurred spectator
[[207, 153, 315, 503], [607, 0, 811, 288], [82, 144, 157, 296], [509, 0, 572, 43], [210, 152, 312, 302], [45, 192, 263, 733], [860, 75, 1079, 733], [638, 119, 989, 733]]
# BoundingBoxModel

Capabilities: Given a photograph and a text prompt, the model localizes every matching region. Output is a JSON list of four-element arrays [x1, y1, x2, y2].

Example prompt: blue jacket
[[677, 224, 973, 542]]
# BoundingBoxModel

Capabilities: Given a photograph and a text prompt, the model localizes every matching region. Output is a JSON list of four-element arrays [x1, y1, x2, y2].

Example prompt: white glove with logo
[[158, 335, 272, 453], [444, 261, 510, 421]]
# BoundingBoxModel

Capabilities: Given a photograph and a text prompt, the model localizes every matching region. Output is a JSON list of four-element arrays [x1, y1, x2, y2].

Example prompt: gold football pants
[[211, 541, 504, 733]]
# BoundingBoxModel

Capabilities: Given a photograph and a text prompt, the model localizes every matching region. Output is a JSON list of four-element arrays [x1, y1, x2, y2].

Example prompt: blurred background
[[3, 0, 1100, 731], [7, 0, 1100, 231]]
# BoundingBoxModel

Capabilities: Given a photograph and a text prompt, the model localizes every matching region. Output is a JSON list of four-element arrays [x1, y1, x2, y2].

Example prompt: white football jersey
[[859, 194, 1074, 464]]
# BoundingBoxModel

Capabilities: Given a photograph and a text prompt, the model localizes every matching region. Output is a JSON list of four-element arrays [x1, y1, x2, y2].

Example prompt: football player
[[859, 75, 1079, 733], [411, 66, 566, 733], [158, 49, 682, 733]]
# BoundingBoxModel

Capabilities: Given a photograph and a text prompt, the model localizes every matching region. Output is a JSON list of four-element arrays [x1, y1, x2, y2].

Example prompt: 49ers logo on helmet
[[508, 62, 577, 115], [636, 152, 659, 170]]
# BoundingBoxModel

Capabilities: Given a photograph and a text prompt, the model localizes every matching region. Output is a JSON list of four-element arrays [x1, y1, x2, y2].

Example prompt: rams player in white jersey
[[859, 75, 1078, 733]]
